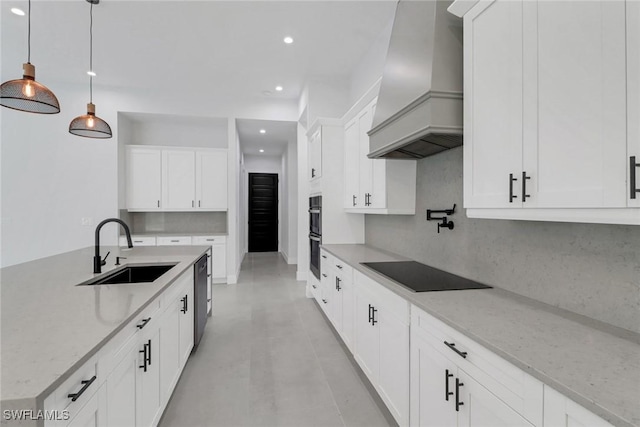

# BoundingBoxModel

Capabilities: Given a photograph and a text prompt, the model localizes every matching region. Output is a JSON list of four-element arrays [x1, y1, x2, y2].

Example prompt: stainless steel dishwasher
[[194, 254, 208, 348]]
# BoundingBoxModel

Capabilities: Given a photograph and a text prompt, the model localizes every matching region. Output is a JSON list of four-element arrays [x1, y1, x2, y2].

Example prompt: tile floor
[[159, 252, 394, 427]]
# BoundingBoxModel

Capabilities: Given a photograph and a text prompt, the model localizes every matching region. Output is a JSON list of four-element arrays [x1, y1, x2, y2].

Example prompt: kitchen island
[[321, 244, 640, 427], [0, 245, 209, 427]]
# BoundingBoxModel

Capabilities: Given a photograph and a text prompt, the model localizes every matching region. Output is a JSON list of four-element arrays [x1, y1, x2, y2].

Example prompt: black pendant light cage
[[69, 0, 112, 139], [0, 0, 61, 114]]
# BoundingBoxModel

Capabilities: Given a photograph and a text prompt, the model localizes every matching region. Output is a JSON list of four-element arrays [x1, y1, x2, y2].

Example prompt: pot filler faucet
[[94, 218, 133, 274]]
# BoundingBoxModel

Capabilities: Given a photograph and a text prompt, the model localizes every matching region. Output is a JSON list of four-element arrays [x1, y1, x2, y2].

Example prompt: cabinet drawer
[[157, 236, 192, 246], [192, 235, 226, 245], [333, 257, 352, 278], [44, 354, 99, 415], [120, 236, 156, 246], [354, 271, 409, 323], [411, 305, 543, 425], [161, 269, 193, 310]]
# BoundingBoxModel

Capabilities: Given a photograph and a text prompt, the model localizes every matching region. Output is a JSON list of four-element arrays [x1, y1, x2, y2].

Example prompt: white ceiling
[[237, 118, 296, 156], [1, 1, 396, 113]]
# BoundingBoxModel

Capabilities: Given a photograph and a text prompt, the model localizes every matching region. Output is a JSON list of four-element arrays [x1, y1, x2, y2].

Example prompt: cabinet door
[[66, 385, 106, 427], [341, 273, 355, 353], [332, 275, 344, 333], [410, 330, 457, 427], [365, 99, 387, 210], [159, 303, 180, 406], [543, 386, 613, 427], [126, 147, 162, 210], [628, 0, 640, 208], [522, 1, 627, 208], [179, 284, 194, 366], [196, 150, 227, 210], [358, 102, 375, 205], [344, 118, 361, 208], [137, 327, 162, 427], [309, 129, 322, 181], [211, 243, 226, 281], [463, 0, 524, 208], [378, 308, 409, 426], [162, 150, 196, 210], [106, 344, 138, 427], [354, 285, 379, 385], [457, 369, 534, 427]]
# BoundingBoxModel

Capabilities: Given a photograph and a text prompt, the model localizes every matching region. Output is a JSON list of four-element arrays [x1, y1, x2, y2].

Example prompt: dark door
[[248, 173, 278, 252]]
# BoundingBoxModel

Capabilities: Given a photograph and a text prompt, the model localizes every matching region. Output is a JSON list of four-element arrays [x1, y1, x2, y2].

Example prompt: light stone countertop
[[122, 232, 228, 237], [0, 245, 209, 410], [322, 244, 640, 427]]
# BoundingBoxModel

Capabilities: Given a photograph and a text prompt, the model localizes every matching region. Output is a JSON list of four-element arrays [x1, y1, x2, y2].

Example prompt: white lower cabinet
[[46, 269, 195, 427], [410, 305, 542, 427], [543, 386, 614, 427], [354, 271, 410, 427]]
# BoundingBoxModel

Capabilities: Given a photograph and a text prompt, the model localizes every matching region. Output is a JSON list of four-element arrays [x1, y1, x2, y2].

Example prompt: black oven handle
[[308, 209, 321, 214], [309, 235, 321, 242]]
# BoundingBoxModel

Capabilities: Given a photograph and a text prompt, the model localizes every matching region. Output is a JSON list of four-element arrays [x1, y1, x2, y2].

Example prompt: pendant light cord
[[27, 0, 31, 63], [89, 2, 93, 103]]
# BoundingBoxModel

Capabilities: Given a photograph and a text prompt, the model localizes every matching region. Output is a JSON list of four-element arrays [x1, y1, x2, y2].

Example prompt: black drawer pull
[[522, 171, 531, 202], [444, 341, 467, 359], [509, 173, 518, 203], [322, 255, 327, 259], [312, 284, 317, 289], [445, 369, 454, 401], [136, 317, 151, 329], [336, 265, 343, 270], [322, 299, 327, 304], [68, 375, 97, 402], [322, 273, 328, 278], [455, 378, 464, 412], [631, 156, 639, 199]]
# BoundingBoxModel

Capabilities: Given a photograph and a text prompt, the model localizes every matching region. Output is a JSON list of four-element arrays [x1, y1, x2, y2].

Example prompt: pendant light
[[69, 0, 112, 139], [0, 0, 60, 114]]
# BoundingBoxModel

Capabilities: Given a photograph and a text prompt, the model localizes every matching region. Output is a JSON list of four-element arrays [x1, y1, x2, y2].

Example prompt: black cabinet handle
[[322, 273, 328, 278], [444, 341, 468, 359], [199, 200, 201, 207], [371, 307, 378, 325], [352, 195, 357, 206], [311, 168, 316, 178], [445, 369, 454, 401], [455, 378, 464, 412], [336, 277, 341, 291], [139, 342, 148, 372], [136, 317, 151, 329], [509, 173, 518, 203], [147, 339, 152, 366], [181, 295, 188, 313], [322, 255, 327, 259], [67, 376, 97, 402], [522, 171, 531, 202], [322, 299, 327, 304], [631, 156, 639, 199], [364, 193, 371, 206], [157, 200, 160, 208], [368, 304, 373, 324], [312, 284, 317, 289], [336, 265, 343, 270]]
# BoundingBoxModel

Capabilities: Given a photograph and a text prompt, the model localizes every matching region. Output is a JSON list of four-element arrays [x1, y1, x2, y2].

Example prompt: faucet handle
[[101, 251, 111, 266]]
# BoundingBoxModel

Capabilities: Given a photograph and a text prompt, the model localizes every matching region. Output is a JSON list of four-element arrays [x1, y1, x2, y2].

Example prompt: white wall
[[227, 119, 240, 284], [286, 139, 298, 264], [243, 154, 282, 254], [281, 152, 290, 261], [296, 122, 309, 282]]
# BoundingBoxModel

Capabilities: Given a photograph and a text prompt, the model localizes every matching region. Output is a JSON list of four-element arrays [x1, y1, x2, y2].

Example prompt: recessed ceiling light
[[283, 36, 294, 44], [259, 129, 266, 134], [275, 86, 283, 92], [11, 8, 25, 16], [260, 149, 265, 153], [87, 71, 96, 77]]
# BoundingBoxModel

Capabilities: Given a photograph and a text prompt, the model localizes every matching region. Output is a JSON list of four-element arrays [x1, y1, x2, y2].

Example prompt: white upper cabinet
[[454, 0, 640, 224], [162, 150, 196, 210], [343, 97, 417, 214], [126, 146, 228, 212], [308, 128, 322, 181], [196, 150, 227, 210], [628, 1, 640, 208], [126, 147, 162, 210]]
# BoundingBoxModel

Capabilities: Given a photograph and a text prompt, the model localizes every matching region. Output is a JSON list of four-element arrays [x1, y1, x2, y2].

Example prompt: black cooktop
[[361, 261, 492, 293]]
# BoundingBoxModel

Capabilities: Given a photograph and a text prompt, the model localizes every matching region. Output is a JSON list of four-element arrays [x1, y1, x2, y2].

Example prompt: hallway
[[159, 252, 393, 427]]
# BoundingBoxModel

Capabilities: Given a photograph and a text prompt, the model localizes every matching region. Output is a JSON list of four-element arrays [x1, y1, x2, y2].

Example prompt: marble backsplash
[[119, 210, 227, 235], [365, 147, 640, 333]]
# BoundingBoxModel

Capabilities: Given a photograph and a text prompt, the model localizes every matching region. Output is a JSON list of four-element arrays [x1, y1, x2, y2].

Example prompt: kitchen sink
[[78, 263, 178, 286]]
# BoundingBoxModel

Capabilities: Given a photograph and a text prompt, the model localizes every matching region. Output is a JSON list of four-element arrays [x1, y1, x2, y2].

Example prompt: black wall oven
[[309, 196, 322, 280]]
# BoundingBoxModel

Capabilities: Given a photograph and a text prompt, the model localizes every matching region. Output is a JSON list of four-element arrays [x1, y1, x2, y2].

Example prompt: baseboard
[[281, 250, 297, 265], [227, 251, 245, 285]]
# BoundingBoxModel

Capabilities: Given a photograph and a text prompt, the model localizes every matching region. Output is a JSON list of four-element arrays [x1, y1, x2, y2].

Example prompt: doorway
[[248, 173, 279, 252]]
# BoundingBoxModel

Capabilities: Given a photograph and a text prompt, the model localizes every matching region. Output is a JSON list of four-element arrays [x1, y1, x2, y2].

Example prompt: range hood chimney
[[368, 0, 463, 159]]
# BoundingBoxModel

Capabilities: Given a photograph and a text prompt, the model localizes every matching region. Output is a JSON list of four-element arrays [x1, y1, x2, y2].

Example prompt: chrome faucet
[[94, 218, 133, 274]]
